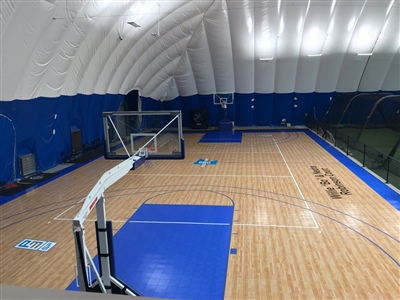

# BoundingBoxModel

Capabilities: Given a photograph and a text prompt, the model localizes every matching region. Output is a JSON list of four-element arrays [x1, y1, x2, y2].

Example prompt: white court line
[[273, 138, 320, 229], [234, 223, 318, 229], [54, 217, 127, 223], [54, 217, 314, 229], [189, 151, 278, 154], [53, 197, 85, 220], [129, 220, 230, 226], [127, 174, 291, 178]]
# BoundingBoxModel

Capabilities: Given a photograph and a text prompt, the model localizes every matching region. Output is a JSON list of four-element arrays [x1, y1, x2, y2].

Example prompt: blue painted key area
[[199, 131, 242, 143], [67, 204, 234, 299]]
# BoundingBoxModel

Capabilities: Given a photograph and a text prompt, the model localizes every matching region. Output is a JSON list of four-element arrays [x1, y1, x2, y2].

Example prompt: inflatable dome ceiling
[[1, 0, 399, 102]]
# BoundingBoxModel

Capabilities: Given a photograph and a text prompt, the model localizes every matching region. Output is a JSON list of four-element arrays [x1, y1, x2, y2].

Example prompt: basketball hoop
[[213, 93, 234, 105]]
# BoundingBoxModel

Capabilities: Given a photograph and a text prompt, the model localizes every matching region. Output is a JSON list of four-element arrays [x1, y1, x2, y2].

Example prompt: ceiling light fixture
[[259, 57, 274, 61], [307, 54, 322, 57], [357, 52, 373, 56]]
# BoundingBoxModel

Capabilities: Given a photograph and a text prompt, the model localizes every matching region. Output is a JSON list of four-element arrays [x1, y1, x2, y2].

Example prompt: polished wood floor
[[0, 131, 399, 299]]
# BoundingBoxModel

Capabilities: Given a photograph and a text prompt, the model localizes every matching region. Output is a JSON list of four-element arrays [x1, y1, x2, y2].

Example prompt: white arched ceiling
[[1, 0, 399, 101]]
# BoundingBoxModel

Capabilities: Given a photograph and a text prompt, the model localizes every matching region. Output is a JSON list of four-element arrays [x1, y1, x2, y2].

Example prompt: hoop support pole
[[96, 196, 112, 293]]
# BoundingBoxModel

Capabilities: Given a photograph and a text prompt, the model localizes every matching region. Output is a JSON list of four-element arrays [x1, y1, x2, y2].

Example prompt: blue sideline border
[[305, 130, 400, 211]]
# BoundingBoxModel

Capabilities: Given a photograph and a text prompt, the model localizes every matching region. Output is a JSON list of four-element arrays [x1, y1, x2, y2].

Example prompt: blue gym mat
[[67, 203, 234, 299], [199, 131, 242, 143]]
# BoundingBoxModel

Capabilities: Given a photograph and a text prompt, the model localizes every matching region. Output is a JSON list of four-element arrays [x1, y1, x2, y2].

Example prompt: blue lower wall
[[142, 92, 337, 127], [0, 94, 123, 184], [2, 91, 399, 185]]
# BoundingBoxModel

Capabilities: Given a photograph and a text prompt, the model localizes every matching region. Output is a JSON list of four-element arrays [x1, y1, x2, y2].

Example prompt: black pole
[[74, 231, 90, 292], [386, 158, 390, 183], [362, 144, 366, 167]]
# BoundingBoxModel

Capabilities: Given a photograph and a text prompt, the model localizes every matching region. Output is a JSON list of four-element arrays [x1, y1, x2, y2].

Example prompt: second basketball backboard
[[213, 93, 234, 105]]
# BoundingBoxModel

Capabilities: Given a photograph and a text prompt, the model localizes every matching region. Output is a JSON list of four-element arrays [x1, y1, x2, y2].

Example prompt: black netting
[[322, 94, 400, 149], [318, 93, 400, 189]]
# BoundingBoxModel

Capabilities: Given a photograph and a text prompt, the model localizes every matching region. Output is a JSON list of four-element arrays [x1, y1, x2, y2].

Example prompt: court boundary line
[[234, 223, 318, 229], [127, 174, 292, 178], [54, 217, 127, 223], [188, 151, 280, 154], [52, 198, 85, 221], [273, 138, 320, 229], [49, 183, 397, 243], [53, 217, 317, 229]]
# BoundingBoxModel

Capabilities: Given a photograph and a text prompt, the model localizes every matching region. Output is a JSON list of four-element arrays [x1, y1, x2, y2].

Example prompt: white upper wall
[[1, 0, 399, 101]]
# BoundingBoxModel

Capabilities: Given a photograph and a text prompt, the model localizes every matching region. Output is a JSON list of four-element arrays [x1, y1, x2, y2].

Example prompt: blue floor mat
[[199, 131, 242, 143], [67, 204, 234, 299]]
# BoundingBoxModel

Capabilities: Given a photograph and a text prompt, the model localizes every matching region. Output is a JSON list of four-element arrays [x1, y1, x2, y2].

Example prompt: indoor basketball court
[[2, 1, 400, 299], [0, 129, 398, 299]]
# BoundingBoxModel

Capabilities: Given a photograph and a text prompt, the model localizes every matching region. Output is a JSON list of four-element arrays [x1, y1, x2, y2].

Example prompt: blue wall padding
[[235, 93, 254, 126], [312, 92, 337, 121], [0, 94, 123, 184], [199, 94, 218, 126], [199, 95, 214, 122], [291, 93, 313, 126], [140, 92, 346, 127], [153, 94, 226, 127], [226, 98, 236, 123], [0, 116, 15, 182], [163, 97, 182, 111], [141, 97, 163, 111], [2, 90, 396, 185], [272, 93, 293, 125], [199, 94, 216, 126], [254, 93, 273, 126], [181, 95, 200, 127]]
